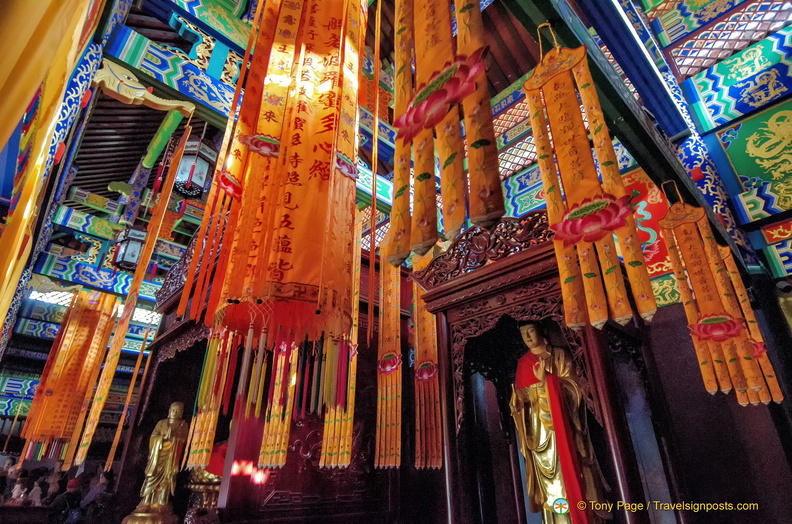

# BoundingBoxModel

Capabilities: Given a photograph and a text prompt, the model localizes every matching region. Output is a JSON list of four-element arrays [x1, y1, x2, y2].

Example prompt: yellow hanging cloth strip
[[375, 248, 402, 469], [521, 26, 656, 330], [658, 194, 782, 405], [383, 0, 414, 265], [452, 0, 506, 228], [412, 251, 442, 469], [319, 212, 364, 468], [391, 0, 506, 260], [22, 289, 117, 467]]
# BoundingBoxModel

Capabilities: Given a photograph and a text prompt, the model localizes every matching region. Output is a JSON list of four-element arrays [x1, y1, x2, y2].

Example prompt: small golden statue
[[510, 322, 610, 522], [123, 402, 190, 524]]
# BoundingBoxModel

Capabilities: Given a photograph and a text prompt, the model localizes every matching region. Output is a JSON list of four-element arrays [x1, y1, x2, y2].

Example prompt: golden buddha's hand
[[533, 360, 546, 382]]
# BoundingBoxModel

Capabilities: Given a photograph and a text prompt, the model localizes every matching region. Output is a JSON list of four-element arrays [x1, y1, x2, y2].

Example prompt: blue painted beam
[[576, 0, 690, 141]]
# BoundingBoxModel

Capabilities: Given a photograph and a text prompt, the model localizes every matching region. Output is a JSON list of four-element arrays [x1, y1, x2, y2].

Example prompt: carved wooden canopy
[[412, 211, 593, 432]]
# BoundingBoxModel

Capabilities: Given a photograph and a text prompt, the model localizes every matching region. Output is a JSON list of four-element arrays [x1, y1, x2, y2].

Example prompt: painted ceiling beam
[[575, 0, 690, 140], [503, 0, 745, 271]]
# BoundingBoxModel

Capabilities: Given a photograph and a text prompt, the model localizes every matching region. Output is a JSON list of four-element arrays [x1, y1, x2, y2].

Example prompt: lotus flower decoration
[[217, 170, 243, 200], [377, 352, 402, 374], [393, 47, 486, 144], [335, 152, 357, 179], [551, 193, 632, 246], [415, 361, 438, 382], [240, 134, 280, 157], [750, 339, 766, 358], [689, 315, 743, 342]]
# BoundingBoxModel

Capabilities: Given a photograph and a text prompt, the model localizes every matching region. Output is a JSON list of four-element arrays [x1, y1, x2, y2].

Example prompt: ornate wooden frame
[[413, 211, 594, 433]]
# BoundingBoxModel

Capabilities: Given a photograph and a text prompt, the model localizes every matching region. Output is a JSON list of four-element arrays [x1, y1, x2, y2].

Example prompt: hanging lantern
[[113, 225, 146, 271], [174, 138, 216, 198]]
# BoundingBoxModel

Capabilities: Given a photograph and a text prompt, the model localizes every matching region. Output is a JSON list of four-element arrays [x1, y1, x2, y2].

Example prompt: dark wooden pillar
[[582, 326, 649, 524], [436, 311, 461, 524]]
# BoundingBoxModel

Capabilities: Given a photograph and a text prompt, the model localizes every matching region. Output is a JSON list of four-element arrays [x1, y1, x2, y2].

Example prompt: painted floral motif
[[750, 339, 766, 358], [217, 170, 243, 200], [335, 152, 357, 179], [689, 315, 744, 342], [415, 361, 438, 382], [378, 352, 402, 374], [551, 193, 632, 246], [239, 134, 280, 157], [393, 47, 486, 143]]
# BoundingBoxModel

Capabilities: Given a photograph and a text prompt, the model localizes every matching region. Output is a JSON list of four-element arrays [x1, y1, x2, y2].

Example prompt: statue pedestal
[[121, 504, 179, 524]]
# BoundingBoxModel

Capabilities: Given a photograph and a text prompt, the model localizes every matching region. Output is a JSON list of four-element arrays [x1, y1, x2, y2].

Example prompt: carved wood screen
[[412, 211, 597, 433]]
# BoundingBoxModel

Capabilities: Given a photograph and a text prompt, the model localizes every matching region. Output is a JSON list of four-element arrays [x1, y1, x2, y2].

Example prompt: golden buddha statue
[[123, 402, 190, 524], [509, 322, 610, 523]]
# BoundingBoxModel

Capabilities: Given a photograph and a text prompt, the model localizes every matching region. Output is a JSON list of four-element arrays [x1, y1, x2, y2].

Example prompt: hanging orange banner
[[453, 0, 505, 227], [412, 251, 442, 469], [659, 201, 783, 404], [23, 289, 117, 468], [384, 0, 414, 265], [375, 255, 402, 469], [523, 40, 656, 329]]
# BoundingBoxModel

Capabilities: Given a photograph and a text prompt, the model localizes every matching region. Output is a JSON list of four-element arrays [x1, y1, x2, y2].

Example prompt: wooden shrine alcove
[[413, 211, 650, 524]]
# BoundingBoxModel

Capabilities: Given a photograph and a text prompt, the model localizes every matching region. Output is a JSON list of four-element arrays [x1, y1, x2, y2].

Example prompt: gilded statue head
[[518, 322, 548, 353], [168, 402, 184, 421]]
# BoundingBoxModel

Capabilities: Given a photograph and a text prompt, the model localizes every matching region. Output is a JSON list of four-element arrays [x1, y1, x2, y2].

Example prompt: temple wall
[[646, 303, 792, 523]]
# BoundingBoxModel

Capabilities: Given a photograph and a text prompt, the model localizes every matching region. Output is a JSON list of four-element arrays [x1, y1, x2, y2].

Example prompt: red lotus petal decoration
[[550, 193, 632, 247], [239, 134, 280, 157], [377, 352, 401, 374], [415, 361, 438, 382], [217, 170, 243, 200], [688, 315, 743, 342], [335, 152, 357, 179], [750, 339, 766, 358], [393, 47, 487, 143]]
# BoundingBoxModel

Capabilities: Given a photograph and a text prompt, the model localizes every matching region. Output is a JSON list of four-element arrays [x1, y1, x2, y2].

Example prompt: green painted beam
[[502, 0, 745, 271], [142, 110, 184, 168]]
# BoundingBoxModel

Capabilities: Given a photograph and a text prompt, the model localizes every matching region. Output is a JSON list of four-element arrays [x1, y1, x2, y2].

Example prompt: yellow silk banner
[[412, 251, 442, 469], [383, 0, 414, 265], [719, 246, 783, 402], [339, 210, 364, 464], [409, 0, 458, 254], [525, 90, 589, 329], [571, 59, 655, 321], [409, 129, 438, 256], [375, 254, 402, 469], [452, 0, 505, 227], [22, 290, 116, 458], [523, 45, 656, 329], [74, 128, 191, 465], [659, 202, 782, 404], [436, 109, 467, 240], [662, 229, 721, 394], [319, 2, 367, 462], [0, 0, 95, 331], [206, 0, 364, 343]]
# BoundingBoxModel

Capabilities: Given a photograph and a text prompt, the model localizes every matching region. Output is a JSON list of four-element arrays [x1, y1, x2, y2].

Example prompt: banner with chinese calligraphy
[[522, 40, 656, 330], [181, 0, 366, 470], [383, 0, 413, 265], [659, 202, 782, 405], [412, 251, 441, 469], [389, 0, 505, 262], [22, 289, 117, 464]]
